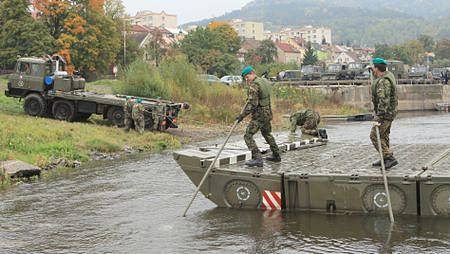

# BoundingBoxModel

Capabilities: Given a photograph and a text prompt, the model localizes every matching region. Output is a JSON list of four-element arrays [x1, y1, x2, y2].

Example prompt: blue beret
[[372, 58, 388, 65], [241, 66, 254, 77]]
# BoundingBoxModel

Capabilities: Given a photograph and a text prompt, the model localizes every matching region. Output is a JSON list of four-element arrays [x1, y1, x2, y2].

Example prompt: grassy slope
[[0, 78, 180, 169]]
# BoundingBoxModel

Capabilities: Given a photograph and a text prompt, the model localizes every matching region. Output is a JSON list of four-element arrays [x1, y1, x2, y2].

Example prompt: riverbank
[[0, 77, 362, 188]]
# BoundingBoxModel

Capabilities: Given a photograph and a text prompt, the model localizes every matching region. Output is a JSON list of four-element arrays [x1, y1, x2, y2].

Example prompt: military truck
[[321, 64, 341, 80], [300, 65, 323, 80], [408, 65, 428, 79], [5, 56, 189, 131], [387, 60, 407, 79], [277, 70, 302, 81]]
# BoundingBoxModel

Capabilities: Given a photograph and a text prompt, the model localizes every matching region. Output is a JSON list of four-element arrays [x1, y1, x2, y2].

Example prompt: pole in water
[[182, 102, 248, 217], [375, 124, 395, 224]]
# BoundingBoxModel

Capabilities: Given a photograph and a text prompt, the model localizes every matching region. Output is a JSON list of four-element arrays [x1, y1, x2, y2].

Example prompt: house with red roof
[[275, 42, 303, 64]]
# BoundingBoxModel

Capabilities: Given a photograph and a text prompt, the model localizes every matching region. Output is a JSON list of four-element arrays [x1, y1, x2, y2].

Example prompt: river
[[1, 112, 449, 253]]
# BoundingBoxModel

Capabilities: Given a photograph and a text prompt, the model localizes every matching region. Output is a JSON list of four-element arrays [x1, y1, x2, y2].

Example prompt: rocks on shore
[[0, 160, 41, 179]]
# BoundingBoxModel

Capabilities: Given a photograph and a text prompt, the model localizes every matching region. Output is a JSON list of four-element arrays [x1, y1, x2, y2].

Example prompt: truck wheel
[[107, 107, 124, 127], [52, 100, 76, 122], [24, 93, 47, 117]]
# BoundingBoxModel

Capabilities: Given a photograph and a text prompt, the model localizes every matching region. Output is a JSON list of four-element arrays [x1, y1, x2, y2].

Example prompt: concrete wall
[[295, 84, 449, 111]]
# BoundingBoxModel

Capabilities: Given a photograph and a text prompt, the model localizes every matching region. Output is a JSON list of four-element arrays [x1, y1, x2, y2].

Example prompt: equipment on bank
[[4, 56, 189, 131]]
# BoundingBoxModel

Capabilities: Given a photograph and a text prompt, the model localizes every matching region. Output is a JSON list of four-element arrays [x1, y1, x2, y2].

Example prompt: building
[[275, 42, 303, 64], [267, 26, 332, 45], [334, 51, 360, 64], [237, 39, 262, 63], [130, 11, 178, 29], [230, 19, 264, 41]]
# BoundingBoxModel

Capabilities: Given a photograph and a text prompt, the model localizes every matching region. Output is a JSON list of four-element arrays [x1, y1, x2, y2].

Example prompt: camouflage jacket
[[124, 99, 134, 117], [371, 71, 398, 120], [132, 103, 145, 120], [242, 77, 273, 120], [291, 109, 316, 125]]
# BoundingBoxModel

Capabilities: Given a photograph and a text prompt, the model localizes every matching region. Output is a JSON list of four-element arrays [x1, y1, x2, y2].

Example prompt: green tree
[[0, 0, 54, 69], [145, 29, 167, 66], [256, 39, 277, 64], [435, 39, 450, 60], [180, 25, 241, 77], [302, 42, 318, 66], [418, 34, 435, 52]]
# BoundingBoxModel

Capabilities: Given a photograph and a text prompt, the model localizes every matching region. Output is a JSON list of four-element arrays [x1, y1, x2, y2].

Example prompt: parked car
[[220, 75, 242, 85], [199, 74, 221, 85]]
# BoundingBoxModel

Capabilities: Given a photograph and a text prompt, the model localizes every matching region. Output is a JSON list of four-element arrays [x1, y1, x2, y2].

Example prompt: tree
[[0, 0, 54, 69], [418, 34, 435, 52], [302, 42, 318, 66], [145, 29, 167, 66], [435, 39, 450, 60], [180, 25, 241, 77], [256, 39, 277, 64], [33, 0, 120, 76]]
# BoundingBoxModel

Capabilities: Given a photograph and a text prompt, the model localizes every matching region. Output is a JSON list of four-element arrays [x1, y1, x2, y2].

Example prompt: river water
[[1, 112, 449, 254]]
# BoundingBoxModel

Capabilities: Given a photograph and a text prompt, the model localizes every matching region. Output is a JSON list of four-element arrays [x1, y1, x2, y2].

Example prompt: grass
[[0, 80, 180, 185]]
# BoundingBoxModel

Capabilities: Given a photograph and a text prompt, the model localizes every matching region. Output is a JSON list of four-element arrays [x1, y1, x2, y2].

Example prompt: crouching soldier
[[132, 98, 145, 134], [123, 96, 134, 132], [290, 109, 321, 136]]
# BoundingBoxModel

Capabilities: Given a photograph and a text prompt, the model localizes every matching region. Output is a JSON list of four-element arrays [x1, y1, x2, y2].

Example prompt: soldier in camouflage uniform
[[132, 98, 145, 134], [290, 109, 321, 136], [236, 66, 281, 167], [369, 58, 398, 169], [123, 96, 134, 132]]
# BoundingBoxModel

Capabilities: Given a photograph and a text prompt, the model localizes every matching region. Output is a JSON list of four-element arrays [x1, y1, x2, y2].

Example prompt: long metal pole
[[375, 124, 395, 224], [182, 102, 248, 217]]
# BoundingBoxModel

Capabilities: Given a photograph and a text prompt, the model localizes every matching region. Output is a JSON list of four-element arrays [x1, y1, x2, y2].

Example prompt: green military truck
[[5, 56, 189, 131]]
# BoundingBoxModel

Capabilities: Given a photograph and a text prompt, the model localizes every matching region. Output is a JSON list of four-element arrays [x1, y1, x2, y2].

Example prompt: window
[[18, 62, 31, 74], [30, 63, 43, 76]]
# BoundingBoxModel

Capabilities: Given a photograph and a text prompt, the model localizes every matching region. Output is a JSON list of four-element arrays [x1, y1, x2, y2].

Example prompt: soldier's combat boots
[[318, 128, 328, 139], [372, 156, 398, 169], [266, 153, 281, 162], [245, 157, 263, 167], [246, 150, 264, 167], [384, 156, 398, 169]]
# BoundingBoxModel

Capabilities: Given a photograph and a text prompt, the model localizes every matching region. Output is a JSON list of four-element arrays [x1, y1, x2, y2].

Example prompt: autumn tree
[[0, 0, 54, 69], [33, 0, 120, 77]]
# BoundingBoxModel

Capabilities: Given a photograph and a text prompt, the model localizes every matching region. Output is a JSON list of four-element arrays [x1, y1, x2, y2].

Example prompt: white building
[[266, 26, 332, 45], [130, 11, 178, 29], [229, 19, 264, 41]]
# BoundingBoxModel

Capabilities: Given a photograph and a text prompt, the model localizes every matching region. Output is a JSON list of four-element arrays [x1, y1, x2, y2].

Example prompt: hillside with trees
[[186, 0, 450, 46]]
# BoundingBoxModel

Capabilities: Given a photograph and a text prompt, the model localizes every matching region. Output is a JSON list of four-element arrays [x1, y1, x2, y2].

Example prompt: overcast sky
[[122, 0, 253, 24]]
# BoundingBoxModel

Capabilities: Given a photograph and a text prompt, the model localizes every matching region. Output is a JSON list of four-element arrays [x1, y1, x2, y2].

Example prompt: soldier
[[290, 109, 321, 136], [132, 98, 145, 134], [369, 58, 398, 169], [123, 96, 134, 132], [236, 66, 281, 167]]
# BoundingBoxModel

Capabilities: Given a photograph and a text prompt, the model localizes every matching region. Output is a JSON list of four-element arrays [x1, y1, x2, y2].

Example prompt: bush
[[115, 59, 171, 99]]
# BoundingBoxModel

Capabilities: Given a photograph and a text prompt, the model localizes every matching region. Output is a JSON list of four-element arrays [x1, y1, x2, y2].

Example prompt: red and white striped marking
[[261, 190, 282, 210]]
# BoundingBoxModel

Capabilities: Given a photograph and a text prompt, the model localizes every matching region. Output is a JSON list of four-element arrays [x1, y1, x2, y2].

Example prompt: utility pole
[[123, 18, 127, 67]]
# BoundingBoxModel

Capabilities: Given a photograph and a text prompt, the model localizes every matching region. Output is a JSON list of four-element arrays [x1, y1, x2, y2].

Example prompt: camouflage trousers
[[244, 118, 280, 159], [133, 116, 145, 134], [124, 115, 134, 132], [290, 113, 321, 135], [370, 120, 393, 157]]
